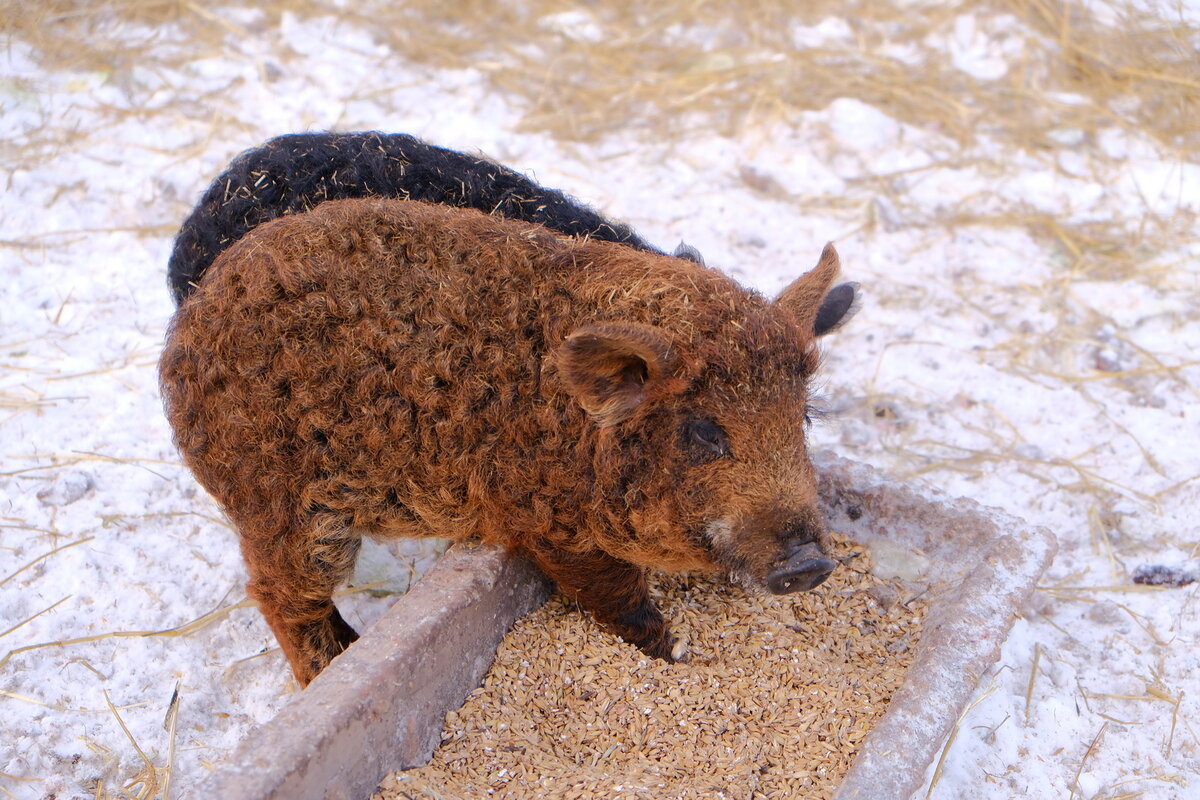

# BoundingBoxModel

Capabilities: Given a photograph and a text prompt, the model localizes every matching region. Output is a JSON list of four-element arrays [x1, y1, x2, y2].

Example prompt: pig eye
[[682, 418, 731, 463]]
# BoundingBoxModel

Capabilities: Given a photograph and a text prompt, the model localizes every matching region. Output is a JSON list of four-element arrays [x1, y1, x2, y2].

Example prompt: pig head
[[549, 243, 855, 660]]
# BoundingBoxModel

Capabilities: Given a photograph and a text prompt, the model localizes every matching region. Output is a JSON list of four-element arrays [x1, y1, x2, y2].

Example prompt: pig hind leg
[[241, 525, 363, 686]]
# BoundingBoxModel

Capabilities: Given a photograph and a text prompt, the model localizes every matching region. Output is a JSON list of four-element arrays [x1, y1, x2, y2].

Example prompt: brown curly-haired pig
[[160, 197, 859, 686]]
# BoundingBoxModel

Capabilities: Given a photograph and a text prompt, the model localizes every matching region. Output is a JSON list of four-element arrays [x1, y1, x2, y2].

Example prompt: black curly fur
[[167, 131, 661, 305]]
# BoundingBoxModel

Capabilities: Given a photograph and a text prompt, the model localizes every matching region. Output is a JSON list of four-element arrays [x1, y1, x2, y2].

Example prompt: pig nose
[[767, 541, 837, 595]]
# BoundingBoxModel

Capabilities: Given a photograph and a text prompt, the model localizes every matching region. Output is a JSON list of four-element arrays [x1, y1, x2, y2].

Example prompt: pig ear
[[776, 243, 855, 337], [813, 281, 860, 336], [672, 241, 706, 265], [556, 322, 674, 427]]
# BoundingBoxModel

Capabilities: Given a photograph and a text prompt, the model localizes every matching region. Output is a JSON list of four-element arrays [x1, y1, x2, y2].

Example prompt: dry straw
[[7, 1, 1196, 156]]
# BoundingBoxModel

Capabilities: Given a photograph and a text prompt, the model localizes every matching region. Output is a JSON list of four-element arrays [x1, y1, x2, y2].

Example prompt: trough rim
[[817, 451, 1057, 799]]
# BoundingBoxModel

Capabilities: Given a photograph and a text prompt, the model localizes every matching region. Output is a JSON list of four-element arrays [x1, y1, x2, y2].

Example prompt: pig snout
[[766, 540, 837, 595]]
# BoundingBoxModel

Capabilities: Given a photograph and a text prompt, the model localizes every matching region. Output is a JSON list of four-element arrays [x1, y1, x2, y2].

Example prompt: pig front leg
[[240, 526, 363, 687], [526, 546, 685, 662]]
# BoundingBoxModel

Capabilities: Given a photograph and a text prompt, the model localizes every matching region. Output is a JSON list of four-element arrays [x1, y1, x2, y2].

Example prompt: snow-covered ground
[[2, 3, 1197, 798]]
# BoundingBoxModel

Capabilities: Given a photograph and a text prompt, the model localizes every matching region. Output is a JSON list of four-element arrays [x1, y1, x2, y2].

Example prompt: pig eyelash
[[804, 400, 831, 427]]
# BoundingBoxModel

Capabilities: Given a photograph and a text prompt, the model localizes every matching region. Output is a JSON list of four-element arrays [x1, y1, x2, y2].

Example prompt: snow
[[2, 4, 1198, 799]]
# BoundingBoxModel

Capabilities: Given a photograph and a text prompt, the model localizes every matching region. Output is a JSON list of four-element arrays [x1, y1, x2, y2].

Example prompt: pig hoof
[[638, 632, 682, 662], [670, 637, 690, 663]]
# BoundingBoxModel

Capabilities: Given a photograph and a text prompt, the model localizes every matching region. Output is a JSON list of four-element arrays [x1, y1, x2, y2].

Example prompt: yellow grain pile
[[376, 533, 924, 800]]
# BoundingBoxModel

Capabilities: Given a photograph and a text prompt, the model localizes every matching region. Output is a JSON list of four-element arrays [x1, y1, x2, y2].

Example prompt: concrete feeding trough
[[195, 452, 1056, 799]]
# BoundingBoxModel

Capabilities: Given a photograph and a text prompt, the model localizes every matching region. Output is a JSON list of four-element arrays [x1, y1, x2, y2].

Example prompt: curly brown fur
[[167, 131, 659, 306], [160, 198, 854, 686]]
